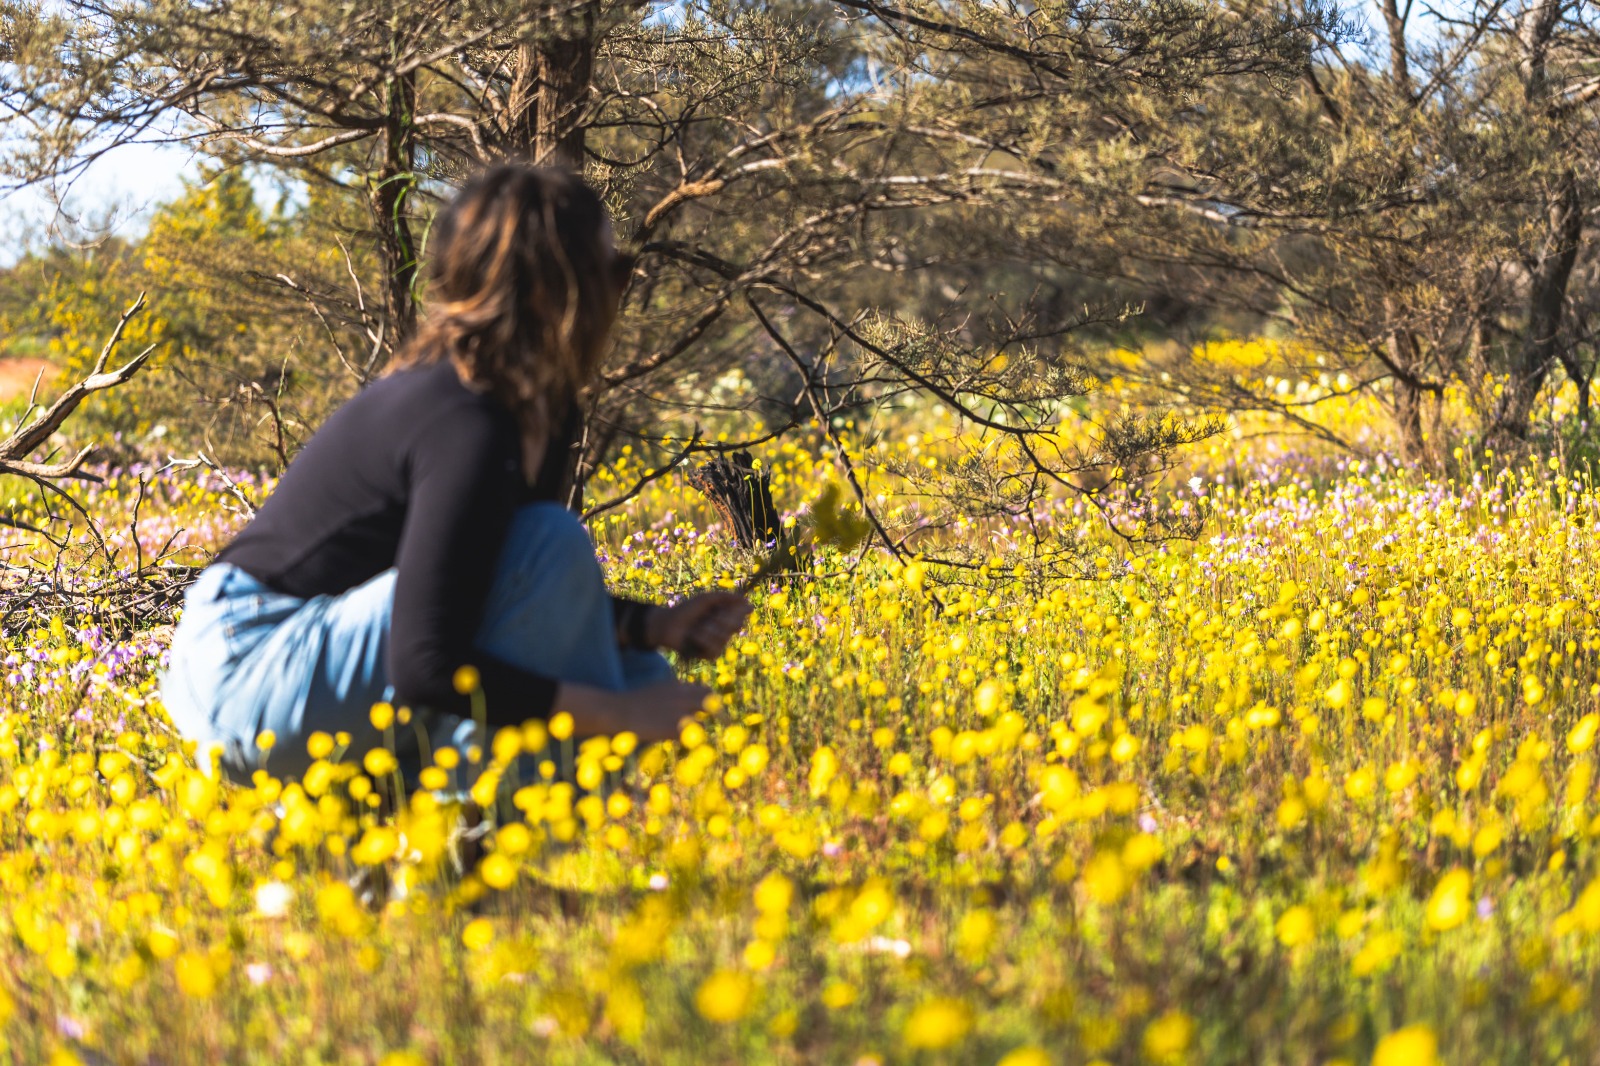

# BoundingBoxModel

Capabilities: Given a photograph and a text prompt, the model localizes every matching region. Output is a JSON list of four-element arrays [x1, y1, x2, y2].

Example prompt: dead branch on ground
[[0, 294, 200, 637]]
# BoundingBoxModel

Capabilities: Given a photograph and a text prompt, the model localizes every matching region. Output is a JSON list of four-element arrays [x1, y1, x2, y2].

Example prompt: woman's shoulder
[[356, 361, 509, 423], [373, 359, 471, 399], [365, 362, 520, 462], [285, 362, 517, 474]]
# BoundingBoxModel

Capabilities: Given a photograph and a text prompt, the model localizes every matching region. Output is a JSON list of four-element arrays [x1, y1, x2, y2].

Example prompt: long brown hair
[[392, 165, 629, 441]]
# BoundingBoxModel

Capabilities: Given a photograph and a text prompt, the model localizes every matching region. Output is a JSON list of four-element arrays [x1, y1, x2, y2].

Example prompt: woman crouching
[[161, 164, 750, 784]]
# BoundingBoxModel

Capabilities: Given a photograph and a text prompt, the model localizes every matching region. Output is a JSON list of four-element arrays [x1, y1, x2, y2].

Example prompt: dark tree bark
[[1380, 0, 1413, 101], [1491, 0, 1583, 443], [370, 68, 421, 363], [1493, 173, 1582, 440], [501, 6, 597, 167], [1385, 322, 1434, 467], [686, 452, 782, 549]]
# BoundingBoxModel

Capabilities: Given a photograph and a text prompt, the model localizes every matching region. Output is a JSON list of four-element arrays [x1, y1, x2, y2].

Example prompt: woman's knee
[[620, 649, 676, 688], [477, 502, 627, 689], [503, 502, 597, 570]]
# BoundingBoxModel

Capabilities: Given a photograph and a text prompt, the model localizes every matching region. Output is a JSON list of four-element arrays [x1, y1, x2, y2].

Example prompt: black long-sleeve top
[[216, 360, 649, 723]]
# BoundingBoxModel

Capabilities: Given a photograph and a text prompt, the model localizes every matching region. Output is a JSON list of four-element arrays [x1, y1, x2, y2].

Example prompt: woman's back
[[218, 361, 529, 601]]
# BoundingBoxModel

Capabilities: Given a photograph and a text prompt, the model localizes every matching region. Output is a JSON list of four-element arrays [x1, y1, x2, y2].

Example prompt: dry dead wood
[[0, 294, 155, 484], [0, 295, 190, 637], [683, 451, 781, 550]]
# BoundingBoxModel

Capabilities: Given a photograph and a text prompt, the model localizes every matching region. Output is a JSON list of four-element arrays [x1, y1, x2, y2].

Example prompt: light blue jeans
[[161, 502, 674, 783]]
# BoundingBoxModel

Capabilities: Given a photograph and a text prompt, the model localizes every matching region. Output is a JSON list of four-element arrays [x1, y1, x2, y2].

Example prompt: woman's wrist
[[622, 602, 657, 650], [641, 605, 667, 650]]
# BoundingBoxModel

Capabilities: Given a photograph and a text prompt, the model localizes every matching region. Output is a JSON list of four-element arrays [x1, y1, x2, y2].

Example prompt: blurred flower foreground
[[3, 429, 1600, 1066]]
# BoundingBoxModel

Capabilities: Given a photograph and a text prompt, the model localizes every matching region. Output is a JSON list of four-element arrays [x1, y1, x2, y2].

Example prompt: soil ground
[[0, 358, 53, 405]]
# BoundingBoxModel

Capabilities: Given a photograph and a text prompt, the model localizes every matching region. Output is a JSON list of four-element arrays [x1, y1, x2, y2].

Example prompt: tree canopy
[[3, 0, 1598, 545]]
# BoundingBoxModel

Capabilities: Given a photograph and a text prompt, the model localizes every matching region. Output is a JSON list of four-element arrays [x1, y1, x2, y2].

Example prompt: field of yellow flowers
[[4, 431, 1600, 1065]]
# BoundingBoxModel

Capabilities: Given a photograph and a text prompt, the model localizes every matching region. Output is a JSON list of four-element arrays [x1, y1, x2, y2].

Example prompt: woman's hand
[[617, 680, 713, 742], [645, 592, 753, 660], [555, 680, 711, 743]]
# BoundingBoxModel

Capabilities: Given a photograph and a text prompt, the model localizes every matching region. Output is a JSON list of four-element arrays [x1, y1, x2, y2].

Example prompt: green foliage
[[0, 170, 378, 464], [14, 0, 1596, 505]]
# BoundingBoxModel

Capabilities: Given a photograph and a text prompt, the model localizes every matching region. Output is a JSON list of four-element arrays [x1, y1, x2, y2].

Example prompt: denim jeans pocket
[[219, 595, 271, 640], [197, 566, 303, 655]]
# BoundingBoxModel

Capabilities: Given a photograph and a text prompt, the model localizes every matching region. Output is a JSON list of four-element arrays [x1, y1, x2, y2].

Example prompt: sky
[[0, 136, 203, 265]]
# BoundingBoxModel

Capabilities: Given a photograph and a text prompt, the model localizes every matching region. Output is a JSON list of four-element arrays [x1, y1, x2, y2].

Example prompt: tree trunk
[[1380, 0, 1412, 99], [1518, 0, 1562, 102], [686, 452, 783, 549], [1382, 313, 1435, 467], [501, 5, 597, 167], [1492, 172, 1581, 442], [1392, 374, 1431, 468], [1490, 0, 1582, 443], [369, 69, 419, 371]]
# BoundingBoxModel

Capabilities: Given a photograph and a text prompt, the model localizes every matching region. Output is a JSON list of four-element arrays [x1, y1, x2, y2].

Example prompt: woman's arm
[[611, 592, 752, 657], [390, 401, 716, 739], [553, 679, 711, 742], [389, 403, 562, 721], [644, 592, 754, 658]]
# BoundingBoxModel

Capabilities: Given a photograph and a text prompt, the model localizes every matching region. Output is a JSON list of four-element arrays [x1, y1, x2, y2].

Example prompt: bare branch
[[0, 294, 155, 471]]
